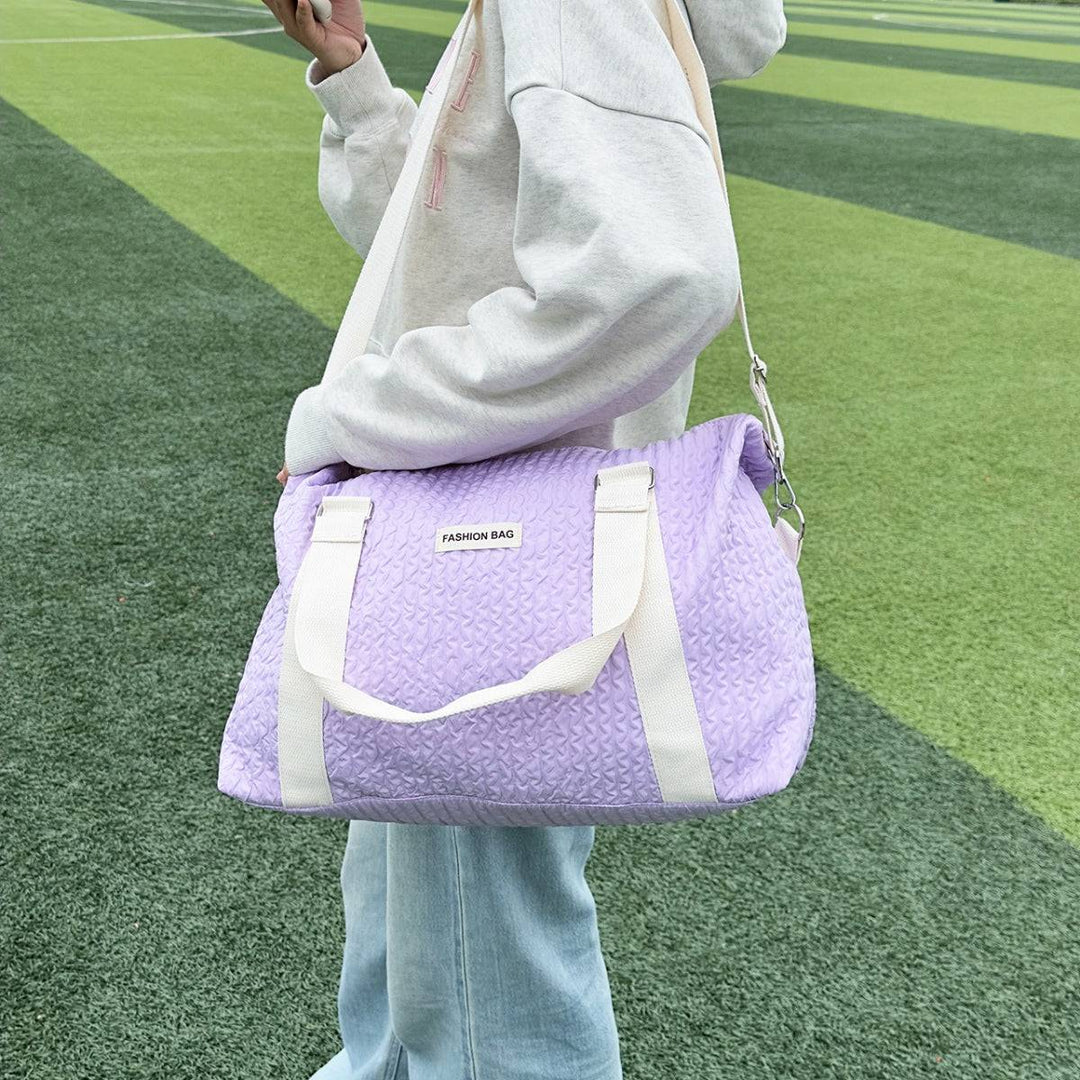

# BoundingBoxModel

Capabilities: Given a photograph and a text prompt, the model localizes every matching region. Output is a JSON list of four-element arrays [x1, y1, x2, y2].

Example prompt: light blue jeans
[[310, 820, 624, 1080]]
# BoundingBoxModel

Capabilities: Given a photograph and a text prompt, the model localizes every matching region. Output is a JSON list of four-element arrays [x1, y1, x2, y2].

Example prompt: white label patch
[[435, 521, 523, 552]]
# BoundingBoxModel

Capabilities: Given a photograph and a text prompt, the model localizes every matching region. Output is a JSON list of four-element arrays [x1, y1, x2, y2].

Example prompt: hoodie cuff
[[305, 35, 401, 137], [284, 384, 341, 475]]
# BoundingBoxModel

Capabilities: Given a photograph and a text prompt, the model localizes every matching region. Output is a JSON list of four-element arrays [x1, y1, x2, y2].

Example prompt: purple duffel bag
[[217, 412, 815, 825], [216, 0, 815, 825]]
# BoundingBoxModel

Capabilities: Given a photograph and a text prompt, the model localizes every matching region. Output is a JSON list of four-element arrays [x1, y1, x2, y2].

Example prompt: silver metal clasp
[[748, 351, 805, 543], [770, 463, 805, 543]]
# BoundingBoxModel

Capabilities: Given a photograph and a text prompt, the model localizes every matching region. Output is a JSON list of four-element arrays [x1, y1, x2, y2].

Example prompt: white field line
[[113, 0, 270, 9], [870, 12, 1079, 36], [0, 27, 284, 44], [0, 0, 283, 43]]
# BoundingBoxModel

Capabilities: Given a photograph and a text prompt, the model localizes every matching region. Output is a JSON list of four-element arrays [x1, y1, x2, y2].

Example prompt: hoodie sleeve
[[284, 0, 744, 475], [683, 0, 787, 83], [305, 34, 418, 259], [283, 85, 740, 475]]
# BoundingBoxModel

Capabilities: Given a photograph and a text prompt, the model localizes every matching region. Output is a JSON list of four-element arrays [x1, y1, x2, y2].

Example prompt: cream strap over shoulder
[[317, 0, 476, 385]]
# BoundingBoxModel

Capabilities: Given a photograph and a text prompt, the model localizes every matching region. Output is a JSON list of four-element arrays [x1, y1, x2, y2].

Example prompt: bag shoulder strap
[[656, 0, 802, 536]]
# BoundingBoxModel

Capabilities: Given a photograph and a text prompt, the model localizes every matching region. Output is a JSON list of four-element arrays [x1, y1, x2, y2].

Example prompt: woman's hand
[[277, 464, 290, 486], [263, 0, 367, 76]]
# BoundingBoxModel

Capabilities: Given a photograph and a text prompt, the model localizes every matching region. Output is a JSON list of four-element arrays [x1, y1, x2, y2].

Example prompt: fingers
[[262, 0, 286, 27], [263, 0, 295, 32], [263, 0, 319, 47]]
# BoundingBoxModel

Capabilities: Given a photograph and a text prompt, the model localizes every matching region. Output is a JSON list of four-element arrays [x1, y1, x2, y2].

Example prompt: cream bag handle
[[289, 463, 657, 724]]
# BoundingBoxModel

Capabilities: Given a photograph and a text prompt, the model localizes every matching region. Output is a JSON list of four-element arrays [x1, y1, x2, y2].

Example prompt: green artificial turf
[[781, 31, 1080, 85], [689, 174, 1080, 842], [2, 101, 1079, 1078], [784, 11, 1080, 46], [787, 0, 1080, 22], [592, 663, 1080, 1080], [785, 19, 1080, 65], [2, 0, 1079, 1076], [713, 90, 1080, 257], [9, 0, 1078, 838], [744, 54, 1080, 139], [0, 0, 416, 330]]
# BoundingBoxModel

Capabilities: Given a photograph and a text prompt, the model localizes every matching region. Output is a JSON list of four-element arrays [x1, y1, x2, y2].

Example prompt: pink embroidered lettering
[[450, 50, 481, 112]]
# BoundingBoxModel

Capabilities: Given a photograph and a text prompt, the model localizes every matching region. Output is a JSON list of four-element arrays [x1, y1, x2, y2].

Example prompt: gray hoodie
[[284, 0, 787, 475]]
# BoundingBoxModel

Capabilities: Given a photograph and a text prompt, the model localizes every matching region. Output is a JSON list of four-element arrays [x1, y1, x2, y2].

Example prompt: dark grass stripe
[[594, 662, 1080, 1079], [0, 97, 346, 1079], [783, 30, 1080, 86], [369, 0, 467, 11], [714, 86, 1080, 258], [2, 99, 1080, 1079], [789, 12, 1080, 45]]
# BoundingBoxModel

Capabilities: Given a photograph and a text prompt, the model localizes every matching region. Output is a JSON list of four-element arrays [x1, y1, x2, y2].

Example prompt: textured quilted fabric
[[217, 413, 816, 825]]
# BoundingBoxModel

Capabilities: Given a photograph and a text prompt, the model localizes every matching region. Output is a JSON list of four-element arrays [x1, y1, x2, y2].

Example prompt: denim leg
[[311, 820, 406, 1080], [384, 823, 623, 1080]]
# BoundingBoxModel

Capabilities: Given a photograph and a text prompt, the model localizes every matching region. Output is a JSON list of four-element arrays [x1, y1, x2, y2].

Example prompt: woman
[[264, 0, 786, 1076]]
